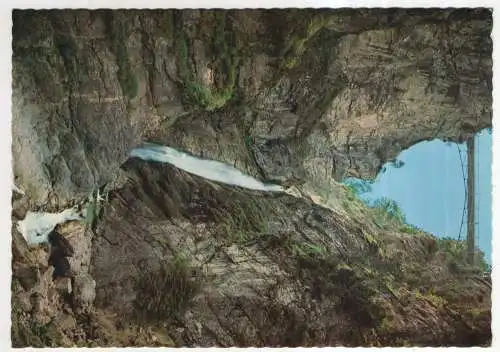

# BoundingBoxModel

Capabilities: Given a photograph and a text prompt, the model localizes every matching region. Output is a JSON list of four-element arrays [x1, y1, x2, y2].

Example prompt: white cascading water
[[130, 143, 284, 192], [16, 208, 82, 246], [15, 143, 284, 246]]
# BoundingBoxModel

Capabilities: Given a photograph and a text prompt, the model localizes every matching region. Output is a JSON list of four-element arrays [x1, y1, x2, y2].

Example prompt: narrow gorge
[[11, 8, 492, 347]]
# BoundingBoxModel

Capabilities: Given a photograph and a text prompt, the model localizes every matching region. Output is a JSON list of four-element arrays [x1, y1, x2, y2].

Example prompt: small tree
[[343, 177, 373, 195]]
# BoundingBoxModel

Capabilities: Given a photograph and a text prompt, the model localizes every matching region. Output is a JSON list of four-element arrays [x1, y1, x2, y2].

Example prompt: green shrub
[[174, 14, 238, 111], [370, 197, 406, 224], [84, 189, 107, 231], [343, 178, 373, 198], [400, 224, 422, 234], [212, 197, 270, 245], [437, 237, 490, 272], [134, 254, 201, 322], [289, 242, 328, 259], [183, 81, 233, 111]]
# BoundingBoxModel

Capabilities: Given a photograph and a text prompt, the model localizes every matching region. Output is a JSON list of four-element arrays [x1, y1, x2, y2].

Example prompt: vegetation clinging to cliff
[[342, 177, 490, 272], [174, 11, 240, 111], [134, 253, 202, 323]]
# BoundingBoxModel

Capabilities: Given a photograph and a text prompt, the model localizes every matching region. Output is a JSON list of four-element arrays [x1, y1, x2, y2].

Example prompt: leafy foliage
[[279, 13, 329, 71], [369, 197, 407, 224], [175, 12, 239, 111], [289, 241, 328, 259], [343, 178, 421, 231], [84, 189, 106, 231], [437, 237, 490, 272], [400, 224, 422, 234], [343, 177, 373, 196]]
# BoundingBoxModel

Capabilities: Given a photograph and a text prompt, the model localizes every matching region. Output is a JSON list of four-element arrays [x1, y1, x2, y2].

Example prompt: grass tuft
[[134, 253, 202, 323]]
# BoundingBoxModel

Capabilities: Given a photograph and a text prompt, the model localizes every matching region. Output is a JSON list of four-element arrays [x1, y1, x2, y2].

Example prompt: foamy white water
[[17, 208, 82, 246], [130, 143, 284, 192]]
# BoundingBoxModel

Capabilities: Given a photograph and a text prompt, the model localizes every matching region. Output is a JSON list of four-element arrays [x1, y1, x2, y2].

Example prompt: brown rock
[[54, 277, 72, 297], [12, 263, 39, 291], [12, 194, 29, 220], [48, 231, 75, 257], [72, 273, 96, 312]]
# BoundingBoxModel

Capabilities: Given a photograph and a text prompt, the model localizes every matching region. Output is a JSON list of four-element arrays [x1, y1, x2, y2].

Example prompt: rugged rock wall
[[12, 9, 492, 208], [87, 159, 491, 346], [11, 8, 492, 347]]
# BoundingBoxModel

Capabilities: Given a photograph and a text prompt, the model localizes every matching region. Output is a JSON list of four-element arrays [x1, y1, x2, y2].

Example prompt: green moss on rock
[[174, 12, 239, 111], [279, 13, 330, 71]]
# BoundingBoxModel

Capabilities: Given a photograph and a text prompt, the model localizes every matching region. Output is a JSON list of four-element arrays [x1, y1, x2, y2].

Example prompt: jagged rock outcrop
[[12, 8, 492, 208], [11, 8, 492, 347], [86, 158, 491, 346]]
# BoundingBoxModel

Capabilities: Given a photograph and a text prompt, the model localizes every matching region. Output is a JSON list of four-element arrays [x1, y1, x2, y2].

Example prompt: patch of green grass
[[341, 179, 432, 238], [183, 81, 233, 111], [134, 253, 202, 323], [345, 184, 359, 201], [289, 241, 328, 259], [341, 179, 414, 231], [400, 224, 422, 234], [337, 262, 353, 271], [343, 178, 373, 197], [364, 232, 378, 247], [415, 290, 447, 309], [303, 242, 328, 256], [437, 237, 490, 272], [211, 197, 271, 245]]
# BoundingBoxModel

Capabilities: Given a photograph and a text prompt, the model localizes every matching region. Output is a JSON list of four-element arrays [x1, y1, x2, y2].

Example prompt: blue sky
[[356, 129, 492, 264]]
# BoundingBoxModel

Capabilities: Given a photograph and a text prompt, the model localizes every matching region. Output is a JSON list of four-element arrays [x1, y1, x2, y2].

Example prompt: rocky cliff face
[[12, 8, 492, 208], [11, 8, 492, 347]]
